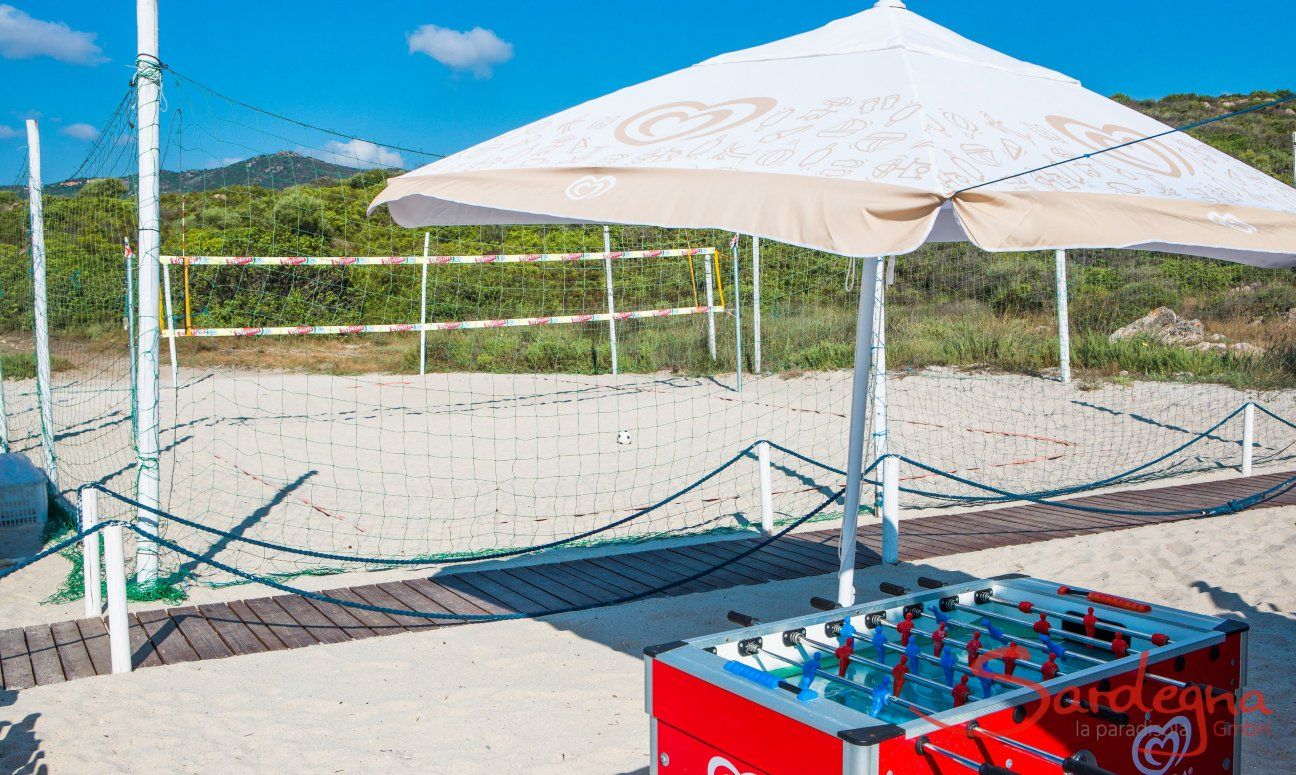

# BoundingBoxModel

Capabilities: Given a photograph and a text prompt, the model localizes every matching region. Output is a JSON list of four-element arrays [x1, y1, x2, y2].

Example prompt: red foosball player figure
[[1111, 632, 1129, 658], [1040, 652, 1060, 680], [1032, 612, 1051, 636], [952, 674, 971, 707], [1082, 607, 1098, 639], [896, 612, 915, 646], [931, 622, 948, 657], [835, 637, 854, 677], [965, 631, 983, 666], [891, 655, 909, 694], [1002, 642, 1022, 677]]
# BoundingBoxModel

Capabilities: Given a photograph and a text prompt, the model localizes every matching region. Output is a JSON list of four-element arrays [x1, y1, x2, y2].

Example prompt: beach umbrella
[[370, 0, 1296, 603]]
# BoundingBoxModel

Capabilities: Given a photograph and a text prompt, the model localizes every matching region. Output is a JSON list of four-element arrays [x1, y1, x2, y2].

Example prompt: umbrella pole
[[1055, 249, 1071, 384], [603, 226, 619, 375], [836, 255, 879, 606]]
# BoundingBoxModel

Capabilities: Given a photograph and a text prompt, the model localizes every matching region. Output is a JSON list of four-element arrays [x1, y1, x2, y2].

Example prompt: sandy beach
[[1, 506, 1291, 774]]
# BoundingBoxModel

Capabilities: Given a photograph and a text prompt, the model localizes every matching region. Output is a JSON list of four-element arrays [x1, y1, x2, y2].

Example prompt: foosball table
[[644, 574, 1249, 775]]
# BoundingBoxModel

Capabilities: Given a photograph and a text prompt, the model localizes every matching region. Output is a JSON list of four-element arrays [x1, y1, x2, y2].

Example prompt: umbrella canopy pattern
[[371, 0, 1296, 266]]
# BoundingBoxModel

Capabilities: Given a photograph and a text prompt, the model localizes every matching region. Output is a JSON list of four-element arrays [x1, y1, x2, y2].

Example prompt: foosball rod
[[967, 722, 1116, 775], [790, 629, 978, 698], [915, 737, 1019, 775], [913, 579, 1235, 699], [728, 611, 960, 698]]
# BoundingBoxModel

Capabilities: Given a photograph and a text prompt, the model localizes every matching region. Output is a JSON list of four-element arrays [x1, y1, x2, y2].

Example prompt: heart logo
[[1131, 715, 1193, 775], [565, 174, 618, 201], [707, 755, 757, 775], [1046, 115, 1192, 178], [615, 98, 777, 146], [1208, 211, 1259, 234]]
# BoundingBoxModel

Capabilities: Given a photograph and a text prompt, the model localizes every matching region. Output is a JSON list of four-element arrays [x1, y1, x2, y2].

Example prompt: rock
[[1251, 317, 1265, 326], [1109, 307, 1204, 345], [1172, 372, 1195, 379], [1118, 370, 1130, 377], [1209, 333, 1226, 343], [1190, 341, 1265, 357], [1230, 342, 1265, 357], [1284, 308, 1296, 324]]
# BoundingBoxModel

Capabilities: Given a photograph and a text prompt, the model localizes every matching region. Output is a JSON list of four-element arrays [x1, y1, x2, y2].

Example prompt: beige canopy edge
[[368, 166, 1296, 266]]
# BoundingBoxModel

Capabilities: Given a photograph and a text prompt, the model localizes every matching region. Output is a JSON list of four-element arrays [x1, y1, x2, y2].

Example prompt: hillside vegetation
[[1, 91, 1294, 389]]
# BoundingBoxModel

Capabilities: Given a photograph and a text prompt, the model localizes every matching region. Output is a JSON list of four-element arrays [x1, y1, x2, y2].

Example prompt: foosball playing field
[[647, 576, 1254, 775]]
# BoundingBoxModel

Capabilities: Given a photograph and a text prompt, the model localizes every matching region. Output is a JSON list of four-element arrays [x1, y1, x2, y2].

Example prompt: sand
[[1, 507, 1291, 774]]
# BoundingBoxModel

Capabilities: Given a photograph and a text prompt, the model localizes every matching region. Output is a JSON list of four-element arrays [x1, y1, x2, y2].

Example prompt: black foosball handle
[[809, 596, 839, 611], [1062, 754, 1116, 775], [917, 576, 945, 589], [879, 581, 910, 596], [727, 610, 760, 628]]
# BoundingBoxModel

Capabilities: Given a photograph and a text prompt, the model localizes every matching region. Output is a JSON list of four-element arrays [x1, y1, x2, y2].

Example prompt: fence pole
[[751, 237, 762, 374], [103, 520, 132, 674], [419, 231, 429, 376], [882, 456, 899, 565], [1055, 249, 1072, 384], [134, 0, 163, 584], [732, 238, 743, 392], [703, 256, 717, 360], [757, 441, 774, 535], [161, 262, 179, 387], [25, 120, 57, 489], [1242, 402, 1255, 477], [836, 256, 879, 607], [79, 488, 102, 618], [603, 226, 619, 375]]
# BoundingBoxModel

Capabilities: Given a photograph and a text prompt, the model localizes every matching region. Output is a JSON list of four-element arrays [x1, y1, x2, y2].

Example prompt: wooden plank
[[23, 625, 65, 686], [433, 574, 523, 614], [0, 627, 35, 690], [302, 594, 381, 640], [346, 584, 440, 630], [135, 608, 201, 665], [551, 557, 670, 600], [317, 587, 409, 636], [48, 620, 96, 681], [591, 550, 722, 595], [241, 597, 320, 649], [399, 577, 488, 617], [512, 564, 610, 608], [127, 614, 164, 668], [683, 542, 805, 582], [198, 602, 272, 656], [75, 617, 112, 676], [376, 582, 456, 627], [449, 571, 554, 614], [495, 566, 597, 610], [273, 594, 354, 645], [168, 607, 236, 660], [225, 600, 288, 651]]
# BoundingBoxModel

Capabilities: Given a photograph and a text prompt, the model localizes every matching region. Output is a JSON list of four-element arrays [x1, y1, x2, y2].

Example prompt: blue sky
[[1, 0, 1293, 181]]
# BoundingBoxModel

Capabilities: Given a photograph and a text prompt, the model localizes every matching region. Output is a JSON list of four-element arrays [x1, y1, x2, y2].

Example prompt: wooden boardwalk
[[2, 471, 1292, 690]]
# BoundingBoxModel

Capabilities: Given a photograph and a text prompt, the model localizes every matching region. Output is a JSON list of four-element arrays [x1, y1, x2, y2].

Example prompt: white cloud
[[60, 122, 97, 140], [407, 24, 513, 78], [307, 139, 405, 170], [0, 5, 106, 65], [0, 125, 17, 139]]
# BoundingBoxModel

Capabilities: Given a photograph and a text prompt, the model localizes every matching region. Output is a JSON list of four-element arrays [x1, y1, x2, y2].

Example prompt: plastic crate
[[0, 453, 49, 560]]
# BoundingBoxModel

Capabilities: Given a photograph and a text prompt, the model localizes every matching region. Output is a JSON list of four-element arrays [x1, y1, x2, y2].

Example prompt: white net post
[[732, 237, 743, 391], [870, 256, 898, 565], [837, 256, 879, 607], [703, 256, 718, 360], [752, 236, 762, 374], [602, 226, 619, 375], [25, 120, 57, 490], [419, 231, 429, 376], [0, 358, 8, 454], [1055, 249, 1072, 384], [757, 441, 774, 534], [1242, 402, 1255, 477], [79, 488, 102, 618], [103, 519, 132, 674], [133, 0, 163, 584]]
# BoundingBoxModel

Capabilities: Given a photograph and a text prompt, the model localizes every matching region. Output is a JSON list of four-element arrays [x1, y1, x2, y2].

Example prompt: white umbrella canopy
[[371, 0, 1296, 267]]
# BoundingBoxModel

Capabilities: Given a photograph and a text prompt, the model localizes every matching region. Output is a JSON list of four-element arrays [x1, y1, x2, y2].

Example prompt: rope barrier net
[[2, 79, 1296, 602]]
